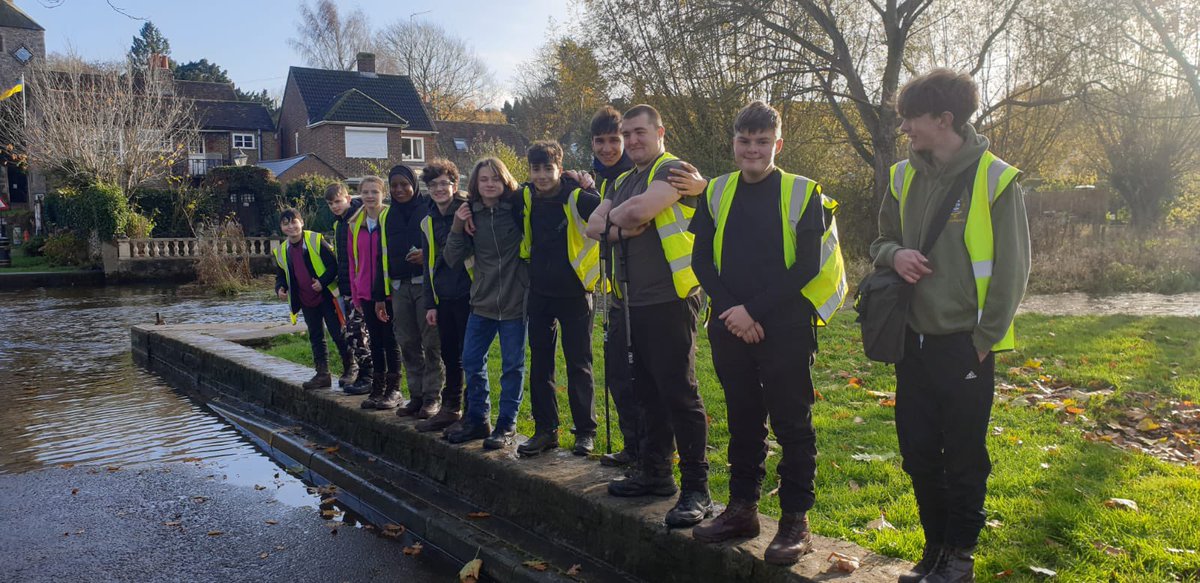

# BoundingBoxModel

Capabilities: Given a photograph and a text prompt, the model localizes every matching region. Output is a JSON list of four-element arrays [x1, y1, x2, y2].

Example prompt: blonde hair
[[467, 157, 519, 202], [358, 175, 387, 192]]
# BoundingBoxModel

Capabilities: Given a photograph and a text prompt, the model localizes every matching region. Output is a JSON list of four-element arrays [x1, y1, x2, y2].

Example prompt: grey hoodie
[[869, 124, 1031, 353], [444, 196, 529, 321]]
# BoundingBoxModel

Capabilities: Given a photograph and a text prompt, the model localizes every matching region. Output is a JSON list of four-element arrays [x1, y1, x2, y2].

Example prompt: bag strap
[[918, 159, 981, 256]]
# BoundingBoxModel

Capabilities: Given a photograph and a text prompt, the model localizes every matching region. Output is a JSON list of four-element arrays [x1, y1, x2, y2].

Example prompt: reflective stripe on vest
[[613, 151, 698, 298], [350, 207, 390, 294], [890, 151, 1021, 351], [273, 230, 335, 324], [707, 171, 847, 326], [421, 214, 473, 305], [519, 187, 600, 291]]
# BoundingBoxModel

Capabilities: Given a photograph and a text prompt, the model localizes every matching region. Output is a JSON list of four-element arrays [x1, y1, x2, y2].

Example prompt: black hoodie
[[421, 196, 473, 307], [332, 197, 363, 295]]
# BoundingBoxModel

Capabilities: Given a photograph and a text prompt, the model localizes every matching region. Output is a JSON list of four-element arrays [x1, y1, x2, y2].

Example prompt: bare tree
[[1127, 0, 1200, 108], [376, 20, 497, 120], [1, 58, 199, 198], [288, 0, 372, 71]]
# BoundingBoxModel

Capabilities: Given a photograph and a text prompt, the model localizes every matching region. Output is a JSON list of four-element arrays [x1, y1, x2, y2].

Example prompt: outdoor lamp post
[[233, 149, 248, 167]]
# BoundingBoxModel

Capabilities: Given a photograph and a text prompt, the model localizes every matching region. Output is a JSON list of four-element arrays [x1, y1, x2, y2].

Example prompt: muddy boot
[[692, 499, 760, 543], [607, 470, 678, 498], [417, 399, 440, 420], [764, 512, 812, 565], [919, 547, 975, 583], [665, 489, 713, 528], [360, 374, 386, 409], [396, 394, 423, 417], [375, 373, 402, 410], [600, 449, 637, 468], [517, 430, 559, 457], [898, 543, 943, 583], [338, 351, 358, 389], [302, 362, 332, 390], [417, 394, 460, 432]]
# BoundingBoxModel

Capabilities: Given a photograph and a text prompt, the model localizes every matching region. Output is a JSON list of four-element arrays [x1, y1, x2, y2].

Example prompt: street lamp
[[233, 149, 248, 167]]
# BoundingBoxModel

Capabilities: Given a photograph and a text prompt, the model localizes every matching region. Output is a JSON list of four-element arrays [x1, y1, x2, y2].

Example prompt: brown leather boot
[[395, 394, 423, 417], [302, 359, 332, 390], [416, 399, 440, 420], [692, 499, 760, 543], [337, 351, 358, 388], [375, 373, 402, 410], [360, 374, 385, 409], [764, 512, 812, 565], [416, 406, 460, 432]]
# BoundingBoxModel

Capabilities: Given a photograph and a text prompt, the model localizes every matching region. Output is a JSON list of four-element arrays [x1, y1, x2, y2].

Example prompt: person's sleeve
[[318, 240, 338, 288], [688, 186, 739, 314], [372, 235, 387, 303], [274, 263, 287, 294], [577, 188, 602, 219], [651, 160, 684, 183], [444, 230, 473, 268], [870, 190, 903, 268], [972, 181, 1031, 353], [744, 189, 826, 322], [421, 233, 437, 308]]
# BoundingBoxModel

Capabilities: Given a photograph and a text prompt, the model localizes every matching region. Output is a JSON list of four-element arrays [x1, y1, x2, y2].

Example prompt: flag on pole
[[0, 81, 22, 101]]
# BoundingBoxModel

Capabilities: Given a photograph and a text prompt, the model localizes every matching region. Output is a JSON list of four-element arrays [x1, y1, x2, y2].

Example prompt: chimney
[[357, 52, 376, 76], [148, 53, 170, 70]]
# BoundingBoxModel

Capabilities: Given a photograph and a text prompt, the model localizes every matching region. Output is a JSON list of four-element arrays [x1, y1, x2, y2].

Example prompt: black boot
[[599, 449, 637, 468], [919, 547, 975, 583], [517, 430, 558, 457], [665, 489, 713, 528], [337, 351, 358, 388], [607, 470, 678, 498], [344, 367, 372, 396], [898, 543, 943, 583], [396, 394, 423, 417], [483, 425, 515, 450], [445, 419, 491, 444], [572, 435, 594, 456], [375, 373, 402, 410], [360, 373, 385, 409]]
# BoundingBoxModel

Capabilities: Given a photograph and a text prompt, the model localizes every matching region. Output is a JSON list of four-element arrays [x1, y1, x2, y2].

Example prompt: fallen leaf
[[1091, 541, 1126, 556], [265, 519, 278, 525], [320, 509, 338, 519], [402, 542, 423, 556], [191, 496, 208, 504], [848, 377, 863, 388], [848, 480, 861, 492], [1024, 358, 1043, 369], [259, 552, 269, 559], [850, 452, 896, 462], [995, 569, 1015, 578], [207, 531, 223, 536], [1103, 498, 1139, 511], [865, 513, 895, 531], [106, 466, 121, 472], [163, 521, 181, 527], [59, 463, 75, 470], [381, 523, 405, 538], [458, 558, 482, 583], [71, 488, 79, 495], [323, 446, 340, 454], [566, 564, 582, 576], [1065, 406, 1085, 415], [827, 551, 860, 572], [523, 560, 548, 571], [1029, 565, 1057, 577], [466, 511, 491, 520], [986, 519, 1003, 529], [852, 416, 864, 424], [879, 398, 897, 407], [254, 485, 266, 491], [1136, 418, 1161, 432], [319, 497, 338, 507], [274, 545, 285, 551], [180, 457, 203, 463]]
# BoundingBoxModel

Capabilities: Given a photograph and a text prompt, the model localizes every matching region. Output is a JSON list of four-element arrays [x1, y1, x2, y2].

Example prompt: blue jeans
[[462, 313, 527, 429]]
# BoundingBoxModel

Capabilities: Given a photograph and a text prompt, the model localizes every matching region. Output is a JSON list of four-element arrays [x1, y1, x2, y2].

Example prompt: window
[[232, 133, 255, 149], [13, 46, 32, 64], [345, 126, 388, 159], [402, 136, 425, 162], [453, 138, 468, 152], [188, 135, 205, 156]]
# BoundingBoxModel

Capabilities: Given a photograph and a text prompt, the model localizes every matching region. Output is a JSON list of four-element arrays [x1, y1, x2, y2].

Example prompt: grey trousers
[[391, 280, 445, 401]]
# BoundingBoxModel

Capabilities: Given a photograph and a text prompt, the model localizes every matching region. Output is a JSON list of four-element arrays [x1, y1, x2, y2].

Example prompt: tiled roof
[[433, 120, 529, 157], [0, 2, 43, 31], [322, 89, 407, 125], [193, 100, 275, 132], [289, 66, 434, 131], [256, 153, 343, 181], [175, 80, 237, 101]]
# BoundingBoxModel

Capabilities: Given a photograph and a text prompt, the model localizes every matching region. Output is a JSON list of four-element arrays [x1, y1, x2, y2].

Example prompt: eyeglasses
[[430, 180, 454, 188]]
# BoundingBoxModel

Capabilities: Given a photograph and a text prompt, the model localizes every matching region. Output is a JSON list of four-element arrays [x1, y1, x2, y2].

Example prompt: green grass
[[0, 247, 88, 272], [262, 313, 1200, 582]]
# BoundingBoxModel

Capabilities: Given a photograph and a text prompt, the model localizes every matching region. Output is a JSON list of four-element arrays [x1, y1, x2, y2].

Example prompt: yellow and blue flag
[[0, 82, 23, 101]]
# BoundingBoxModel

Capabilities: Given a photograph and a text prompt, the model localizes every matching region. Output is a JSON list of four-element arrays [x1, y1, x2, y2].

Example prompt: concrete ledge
[[0, 269, 105, 289], [132, 322, 910, 583]]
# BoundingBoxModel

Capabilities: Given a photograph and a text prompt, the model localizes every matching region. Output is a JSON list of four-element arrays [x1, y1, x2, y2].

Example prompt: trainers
[[607, 470, 678, 498], [416, 400, 441, 420], [898, 543, 943, 583], [572, 435, 594, 456], [665, 489, 713, 528], [445, 420, 491, 444], [517, 431, 559, 457], [692, 499, 760, 543], [764, 512, 812, 565], [919, 546, 975, 583], [483, 426, 516, 450], [416, 407, 460, 432], [599, 449, 637, 468]]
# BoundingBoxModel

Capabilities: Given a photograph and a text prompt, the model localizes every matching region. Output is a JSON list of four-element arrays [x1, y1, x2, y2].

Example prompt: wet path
[[0, 285, 456, 581]]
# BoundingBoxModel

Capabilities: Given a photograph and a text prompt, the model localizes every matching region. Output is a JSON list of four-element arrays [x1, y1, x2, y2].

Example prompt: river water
[[0, 284, 455, 581]]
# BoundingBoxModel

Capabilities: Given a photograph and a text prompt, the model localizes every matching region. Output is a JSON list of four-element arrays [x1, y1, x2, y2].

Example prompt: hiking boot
[[517, 430, 559, 457], [375, 373, 402, 410], [302, 367, 332, 390], [445, 419, 491, 444], [360, 374, 386, 409], [607, 470, 678, 498], [396, 395, 423, 417], [919, 547, 975, 583], [416, 399, 440, 420], [572, 435, 594, 456], [483, 425, 516, 450], [417, 406, 461, 432], [764, 512, 812, 565], [692, 499, 760, 543], [665, 489, 713, 528], [599, 449, 637, 468], [338, 352, 358, 388], [898, 543, 943, 583], [344, 371, 373, 396]]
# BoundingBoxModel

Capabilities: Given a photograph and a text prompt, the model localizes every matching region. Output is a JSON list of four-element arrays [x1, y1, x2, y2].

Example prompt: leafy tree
[[174, 59, 231, 83], [511, 39, 609, 169], [129, 21, 172, 70]]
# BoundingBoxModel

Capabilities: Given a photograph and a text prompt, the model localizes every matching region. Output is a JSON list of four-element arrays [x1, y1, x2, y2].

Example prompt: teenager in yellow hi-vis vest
[[586, 104, 713, 529], [870, 69, 1031, 583], [273, 207, 349, 391], [690, 101, 846, 566]]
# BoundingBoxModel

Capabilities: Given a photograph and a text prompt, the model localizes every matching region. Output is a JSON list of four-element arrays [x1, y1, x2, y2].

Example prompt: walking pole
[[616, 223, 635, 445], [599, 220, 612, 455]]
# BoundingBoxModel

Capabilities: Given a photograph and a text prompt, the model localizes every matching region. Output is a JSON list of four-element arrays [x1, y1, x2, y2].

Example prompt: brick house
[[277, 53, 437, 182], [433, 120, 529, 184], [172, 77, 278, 179], [0, 0, 44, 212]]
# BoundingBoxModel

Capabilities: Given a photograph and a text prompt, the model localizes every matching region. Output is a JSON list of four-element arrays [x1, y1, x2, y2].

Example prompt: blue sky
[[18, 0, 579, 105]]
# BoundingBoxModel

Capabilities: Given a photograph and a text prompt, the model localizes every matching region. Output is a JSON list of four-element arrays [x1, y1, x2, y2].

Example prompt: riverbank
[[265, 313, 1200, 582]]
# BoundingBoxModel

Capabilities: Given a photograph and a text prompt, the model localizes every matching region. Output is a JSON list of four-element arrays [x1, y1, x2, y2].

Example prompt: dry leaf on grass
[[995, 569, 1014, 578], [1103, 498, 1139, 511], [866, 513, 896, 531], [827, 551, 860, 572], [850, 452, 896, 462], [1091, 541, 1126, 556], [458, 558, 482, 582], [1029, 566, 1057, 577]]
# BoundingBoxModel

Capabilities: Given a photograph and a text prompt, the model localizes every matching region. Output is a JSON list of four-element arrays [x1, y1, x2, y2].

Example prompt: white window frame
[[345, 126, 388, 159], [402, 136, 425, 162], [453, 138, 468, 151], [232, 133, 256, 150]]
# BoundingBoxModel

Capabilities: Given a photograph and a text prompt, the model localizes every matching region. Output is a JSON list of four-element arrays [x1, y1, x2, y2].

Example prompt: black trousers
[[629, 295, 708, 491], [300, 298, 347, 370], [895, 329, 995, 549], [604, 303, 639, 456], [436, 296, 471, 409], [362, 301, 400, 377], [528, 291, 597, 436], [709, 321, 817, 513]]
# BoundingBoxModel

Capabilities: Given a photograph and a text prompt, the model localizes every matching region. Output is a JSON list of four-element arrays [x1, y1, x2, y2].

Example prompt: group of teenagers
[[273, 68, 1030, 583]]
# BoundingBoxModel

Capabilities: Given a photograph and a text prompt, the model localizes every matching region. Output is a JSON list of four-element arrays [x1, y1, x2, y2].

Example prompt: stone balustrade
[[117, 237, 281, 260]]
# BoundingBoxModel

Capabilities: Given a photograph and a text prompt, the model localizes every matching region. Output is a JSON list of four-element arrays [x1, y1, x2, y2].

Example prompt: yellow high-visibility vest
[[349, 207, 391, 295], [707, 171, 848, 326], [519, 186, 600, 291], [890, 150, 1021, 351], [420, 213, 474, 305], [273, 230, 336, 324], [611, 151, 698, 298]]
